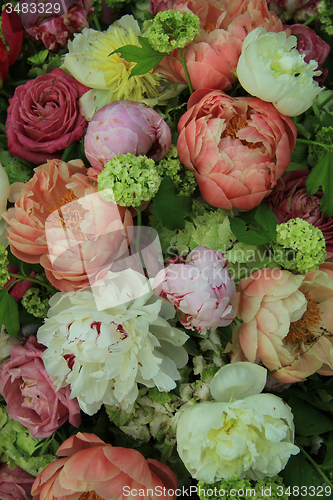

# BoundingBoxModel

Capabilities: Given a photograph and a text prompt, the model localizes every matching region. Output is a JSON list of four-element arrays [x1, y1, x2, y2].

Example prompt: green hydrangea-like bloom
[[147, 10, 200, 53], [21, 288, 50, 318], [275, 218, 326, 274], [198, 475, 289, 500], [318, 0, 333, 36], [0, 245, 10, 289], [308, 126, 333, 166], [155, 144, 197, 196], [98, 153, 161, 207]]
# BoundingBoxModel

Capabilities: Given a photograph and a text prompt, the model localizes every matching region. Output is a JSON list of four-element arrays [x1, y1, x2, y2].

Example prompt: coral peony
[[2, 159, 133, 292], [84, 101, 171, 171], [227, 265, 333, 383], [21, 0, 94, 52], [153, 246, 236, 332], [0, 464, 34, 500], [154, 0, 283, 92], [177, 89, 296, 210], [265, 169, 333, 255], [32, 432, 177, 500], [0, 336, 81, 439], [5, 69, 88, 165]]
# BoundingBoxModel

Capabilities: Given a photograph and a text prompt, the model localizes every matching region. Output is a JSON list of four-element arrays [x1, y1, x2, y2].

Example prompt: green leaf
[[322, 430, 333, 470], [306, 150, 333, 217], [0, 290, 20, 338], [280, 453, 322, 500], [109, 37, 164, 77], [287, 396, 333, 436], [27, 50, 49, 65], [148, 387, 173, 404], [229, 203, 278, 245], [153, 176, 192, 231]]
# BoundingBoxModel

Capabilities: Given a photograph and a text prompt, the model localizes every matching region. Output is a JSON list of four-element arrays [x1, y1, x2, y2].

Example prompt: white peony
[[176, 363, 299, 482], [37, 269, 188, 415], [237, 28, 322, 117]]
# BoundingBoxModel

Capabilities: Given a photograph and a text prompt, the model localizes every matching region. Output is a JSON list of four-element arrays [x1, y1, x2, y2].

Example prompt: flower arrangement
[[0, 0, 333, 499]]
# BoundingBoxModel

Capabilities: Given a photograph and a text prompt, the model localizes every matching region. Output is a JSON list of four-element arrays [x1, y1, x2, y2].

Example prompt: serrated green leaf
[[148, 387, 173, 404], [306, 150, 333, 217], [229, 203, 278, 245], [109, 37, 164, 77], [0, 290, 20, 338], [287, 396, 333, 436], [27, 49, 49, 65], [153, 176, 192, 230]]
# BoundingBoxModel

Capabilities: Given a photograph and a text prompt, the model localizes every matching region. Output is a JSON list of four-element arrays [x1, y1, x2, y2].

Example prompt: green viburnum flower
[[155, 144, 197, 196], [147, 10, 200, 53], [275, 218, 326, 274], [0, 245, 10, 289], [98, 153, 161, 207], [0, 406, 57, 476], [198, 475, 289, 500], [317, 0, 333, 35], [308, 126, 333, 166], [21, 288, 50, 318]]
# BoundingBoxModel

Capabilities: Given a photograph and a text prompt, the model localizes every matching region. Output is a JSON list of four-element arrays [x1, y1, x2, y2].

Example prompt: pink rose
[[3, 159, 133, 292], [155, 0, 283, 91], [286, 24, 330, 84], [0, 464, 34, 500], [32, 432, 177, 500], [265, 169, 333, 256], [21, 0, 94, 52], [228, 266, 333, 383], [177, 89, 297, 210], [154, 246, 236, 332], [0, 336, 81, 439], [5, 68, 89, 165], [84, 101, 171, 172]]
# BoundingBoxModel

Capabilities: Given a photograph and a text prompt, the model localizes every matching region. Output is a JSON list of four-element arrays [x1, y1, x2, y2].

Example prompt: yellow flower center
[[78, 491, 104, 500], [222, 116, 262, 150], [47, 190, 88, 240], [285, 292, 322, 344]]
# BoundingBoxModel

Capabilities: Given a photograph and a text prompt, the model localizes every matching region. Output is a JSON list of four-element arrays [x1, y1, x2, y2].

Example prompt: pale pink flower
[[32, 433, 177, 500], [177, 89, 296, 210], [154, 246, 236, 333], [227, 265, 333, 383], [0, 464, 34, 500]]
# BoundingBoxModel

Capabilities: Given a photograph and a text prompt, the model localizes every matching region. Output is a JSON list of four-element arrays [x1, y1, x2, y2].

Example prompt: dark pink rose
[[286, 24, 330, 85], [266, 169, 333, 256], [0, 336, 81, 439], [0, 464, 34, 500], [21, 0, 94, 52], [267, 0, 321, 22], [5, 68, 89, 165]]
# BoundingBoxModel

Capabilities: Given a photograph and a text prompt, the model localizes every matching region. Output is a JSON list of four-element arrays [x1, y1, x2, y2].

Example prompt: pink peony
[[266, 169, 333, 256], [84, 101, 171, 172], [150, 0, 179, 15], [153, 246, 236, 333], [0, 464, 34, 500], [0, 336, 81, 439], [5, 68, 88, 165], [154, 0, 284, 91], [286, 24, 330, 85], [2, 159, 133, 292], [227, 265, 333, 383], [177, 89, 296, 210], [21, 0, 94, 52], [32, 432, 177, 500]]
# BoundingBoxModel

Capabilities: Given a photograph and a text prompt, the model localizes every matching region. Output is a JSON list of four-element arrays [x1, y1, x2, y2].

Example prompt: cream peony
[[176, 363, 299, 483], [37, 269, 189, 415], [237, 27, 322, 116]]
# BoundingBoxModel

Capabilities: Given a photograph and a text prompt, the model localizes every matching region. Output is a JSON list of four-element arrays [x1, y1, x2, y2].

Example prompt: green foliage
[[0, 289, 19, 338], [198, 475, 289, 500], [147, 10, 200, 53], [0, 148, 34, 183], [229, 203, 278, 246], [155, 144, 197, 197], [153, 176, 192, 230], [110, 36, 164, 77], [306, 150, 333, 217]]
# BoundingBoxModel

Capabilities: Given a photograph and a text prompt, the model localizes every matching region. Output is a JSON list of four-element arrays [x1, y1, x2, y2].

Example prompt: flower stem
[[296, 138, 333, 149], [8, 273, 55, 293], [304, 6, 333, 26], [136, 208, 152, 291], [296, 442, 333, 488], [178, 48, 193, 94], [93, 14, 102, 31]]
